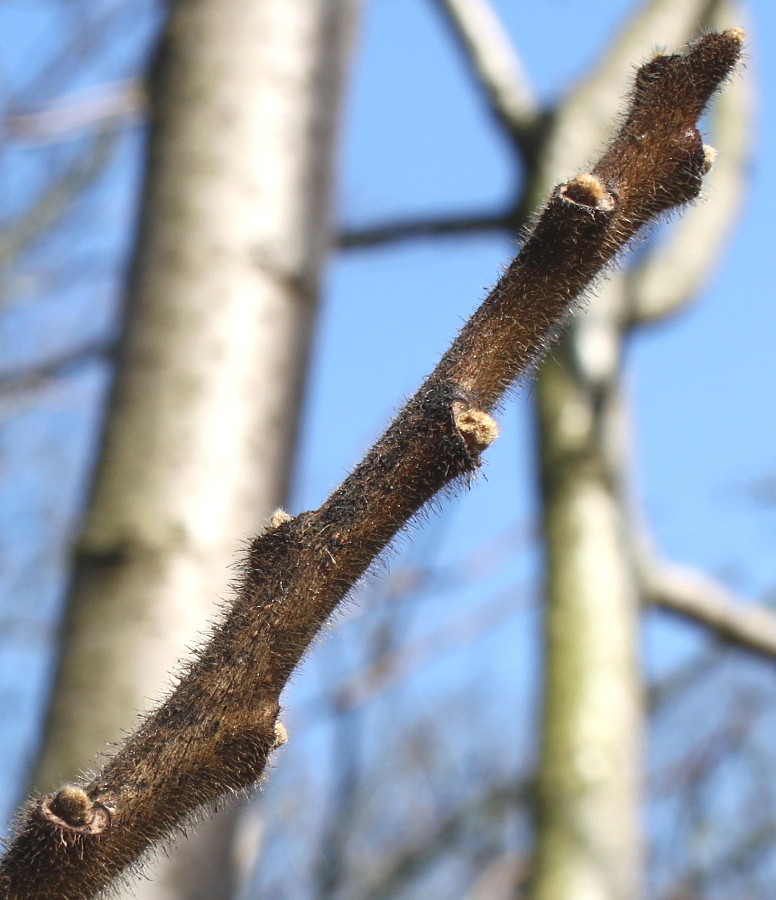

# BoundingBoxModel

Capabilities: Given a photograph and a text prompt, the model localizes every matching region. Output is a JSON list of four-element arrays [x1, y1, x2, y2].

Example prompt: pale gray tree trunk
[[529, 289, 644, 900], [32, 0, 357, 897]]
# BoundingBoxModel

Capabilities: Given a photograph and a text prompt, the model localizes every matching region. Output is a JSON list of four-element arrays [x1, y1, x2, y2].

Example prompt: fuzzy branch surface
[[0, 30, 743, 900]]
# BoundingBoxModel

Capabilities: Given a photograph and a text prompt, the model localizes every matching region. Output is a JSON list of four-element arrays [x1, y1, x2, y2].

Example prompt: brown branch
[[0, 131, 118, 272], [342, 0, 730, 255], [0, 31, 743, 900]]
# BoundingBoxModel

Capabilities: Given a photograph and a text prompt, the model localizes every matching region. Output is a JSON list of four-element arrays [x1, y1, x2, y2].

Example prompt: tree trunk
[[528, 281, 643, 900], [32, 0, 357, 896]]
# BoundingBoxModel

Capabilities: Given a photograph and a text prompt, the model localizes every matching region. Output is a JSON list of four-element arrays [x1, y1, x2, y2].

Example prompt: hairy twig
[[0, 31, 743, 900], [625, 0, 752, 325], [519, 0, 724, 221]]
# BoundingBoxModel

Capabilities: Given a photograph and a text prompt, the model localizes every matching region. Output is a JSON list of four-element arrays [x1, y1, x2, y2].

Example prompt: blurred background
[[1, 0, 775, 898]]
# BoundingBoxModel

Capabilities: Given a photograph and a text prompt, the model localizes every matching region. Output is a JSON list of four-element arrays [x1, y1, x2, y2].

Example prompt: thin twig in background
[[428, 0, 541, 155]]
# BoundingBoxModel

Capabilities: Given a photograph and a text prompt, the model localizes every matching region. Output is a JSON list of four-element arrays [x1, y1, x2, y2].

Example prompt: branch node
[[560, 174, 615, 211], [40, 786, 112, 835], [453, 405, 499, 456]]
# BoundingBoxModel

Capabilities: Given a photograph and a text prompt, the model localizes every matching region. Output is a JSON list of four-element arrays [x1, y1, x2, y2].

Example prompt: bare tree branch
[[0, 131, 117, 273], [343, 0, 729, 255], [5, 80, 143, 142], [525, 0, 725, 221], [0, 339, 114, 397], [640, 554, 776, 662], [428, 0, 540, 153], [0, 31, 743, 900], [362, 777, 527, 900], [338, 209, 511, 250]]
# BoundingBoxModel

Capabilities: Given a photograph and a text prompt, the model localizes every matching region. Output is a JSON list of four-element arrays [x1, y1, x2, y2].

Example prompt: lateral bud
[[560, 174, 615, 211], [42, 784, 111, 834], [273, 722, 288, 748], [702, 144, 717, 175], [454, 406, 499, 456], [49, 785, 90, 826]]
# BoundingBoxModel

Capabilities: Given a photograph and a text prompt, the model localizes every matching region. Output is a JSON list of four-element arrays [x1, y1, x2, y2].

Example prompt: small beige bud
[[273, 722, 288, 748], [49, 785, 91, 826], [267, 509, 293, 530], [702, 144, 717, 175], [724, 27, 745, 45], [454, 408, 499, 455], [561, 174, 615, 211]]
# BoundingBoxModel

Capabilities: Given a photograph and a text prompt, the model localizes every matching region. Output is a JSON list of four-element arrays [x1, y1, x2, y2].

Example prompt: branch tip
[[723, 26, 745, 46], [267, 508, 293, 530]]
